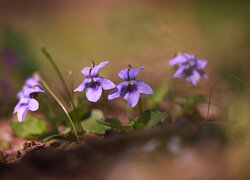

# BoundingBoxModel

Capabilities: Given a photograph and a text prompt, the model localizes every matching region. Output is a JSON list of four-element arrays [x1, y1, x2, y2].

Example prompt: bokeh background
[[0, 0, 249, 118], [0, 1, 250, 179]]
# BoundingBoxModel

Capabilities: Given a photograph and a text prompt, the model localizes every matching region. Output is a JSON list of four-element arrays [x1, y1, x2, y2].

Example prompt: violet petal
[[169, 55, 187, 66], [108, 82, 124, 100], [186, 70, 200, 86], [24, 87, 45, 97], [197, 59, 207, 69], [86, 86, 102, 102], [124, 90, 140, 107], [129, 66, 144, 80], [135, 80, 153, 95], [81, 67, 91, 77], [74, 80, 87, 92], [28, 99, 39, 111], [17, 105, 29, 122], [90, 61, 109, 77], [173, 66, 185, 78], [99, 77, 116, 90], [13, 102, 22, 114]]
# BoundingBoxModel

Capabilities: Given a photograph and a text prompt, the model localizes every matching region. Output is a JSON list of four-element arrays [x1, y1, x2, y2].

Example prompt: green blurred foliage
[[134, 109, 164, 130], [194, 0, 250, 83], [10, 118, 47, 138], [1, 26, 37, 77], [81, 109, 111, 135], [148, 84, 168, 109], [99, 118, 135, 131], [228, 93, 250, 140], [0, 26, 38, 116], [37, 127, 71, 142]]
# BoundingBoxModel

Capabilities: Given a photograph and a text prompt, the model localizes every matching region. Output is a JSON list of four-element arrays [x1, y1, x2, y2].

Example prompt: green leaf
[[11, 118, 47, 138], [81, 109, 111, 135], [176, 95, 205, 111], [70, 102, 88, 119], [63, 103, 88, 124], [148, 85, 168, 109], [37, 127, 71, 142], [134, 110, 164, 130], [99, 118, 135, 131]]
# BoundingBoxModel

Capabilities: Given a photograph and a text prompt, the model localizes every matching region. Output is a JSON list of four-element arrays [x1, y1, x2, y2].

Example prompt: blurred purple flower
[[13, 97, 39, 122], [14, 74, 44, 122], [74, 61, 115, 102], [1, 48, 20, 68], [108, 65, 153, 107], [17, 73, 43, 99], [169, 53, 208, 86]]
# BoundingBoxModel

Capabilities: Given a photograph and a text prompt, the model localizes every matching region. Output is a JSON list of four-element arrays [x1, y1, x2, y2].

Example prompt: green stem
[[171, 78, 177, 102], [69, 71, 78, 107], [39, 76, 80, 142], [69, 71, 74, 104], [102, 92, 108, 118], [139, 97, 142, 114], [166, 78, 177, 123], [41, 46, 82, 133], [206, 75, 246, 121], [41, 47, 73, 103], [42, 93, 59, 133], [206, 79, 221, 121]]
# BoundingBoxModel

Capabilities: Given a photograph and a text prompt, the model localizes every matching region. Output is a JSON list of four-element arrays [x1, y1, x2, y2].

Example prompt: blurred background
[[0, 1, 250, 179], [0, 0, 249, 118]]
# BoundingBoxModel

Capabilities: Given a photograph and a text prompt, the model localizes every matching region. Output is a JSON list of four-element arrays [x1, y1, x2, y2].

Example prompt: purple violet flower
[[74, 61, 115, 102], [169, 53, 208, 86], [108, 65, 153, 107], [14, 74, 44, 122], [17, 74, 44, 99], [13, 97, 40, 122]]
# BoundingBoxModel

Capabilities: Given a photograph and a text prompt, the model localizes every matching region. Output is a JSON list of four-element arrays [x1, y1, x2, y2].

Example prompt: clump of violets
[[108, 65, 153, 107], [169, 53, 208, 86], [74, 61, 115, 102], [13, 74, 44, 122]]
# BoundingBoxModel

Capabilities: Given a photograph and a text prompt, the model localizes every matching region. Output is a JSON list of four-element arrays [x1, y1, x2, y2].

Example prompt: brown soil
[[1, 117, 248, 180]]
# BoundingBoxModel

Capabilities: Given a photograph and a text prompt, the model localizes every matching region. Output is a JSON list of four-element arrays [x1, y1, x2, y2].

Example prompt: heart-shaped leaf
[[134, 110, 164, 130], [81, 109, 111, 134], [99, 118, 135, 131], [11, 118, 47, 138]]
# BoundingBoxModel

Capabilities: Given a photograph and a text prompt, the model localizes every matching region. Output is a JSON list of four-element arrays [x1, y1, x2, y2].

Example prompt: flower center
[[124, 81, 134, 86], [20, 98, 29, 105], [124, 80, 137, 92], [185, 59, 196, 70]]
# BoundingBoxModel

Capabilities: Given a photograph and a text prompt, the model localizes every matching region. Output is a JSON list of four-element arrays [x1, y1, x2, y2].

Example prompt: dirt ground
[[0, 116, 250, 180]]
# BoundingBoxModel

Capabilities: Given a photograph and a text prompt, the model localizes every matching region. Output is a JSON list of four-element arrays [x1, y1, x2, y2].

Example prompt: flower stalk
[[41, 46, 82, 134], [39, 75, 80, 143], [42, 93, 59, 133]]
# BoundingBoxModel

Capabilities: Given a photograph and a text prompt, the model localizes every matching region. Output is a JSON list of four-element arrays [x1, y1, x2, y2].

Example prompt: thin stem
[[227, 75, 246, 86], [39, 75, 80, 142], [69, 70, 78, 107], [139, 97, 142, 114], [42, 93, 59, 133], [206, 75, 246, 121], [171, 78, 177, 102], [206, 79, 221, 121], [41, 46, 82, 133], [41, 46, 73, 104], [166, 78, 177, 123], [102, 91, 108, 118]]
